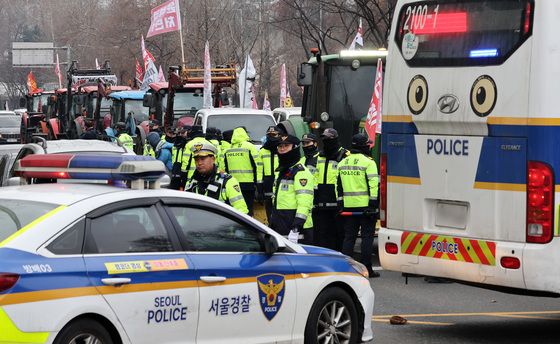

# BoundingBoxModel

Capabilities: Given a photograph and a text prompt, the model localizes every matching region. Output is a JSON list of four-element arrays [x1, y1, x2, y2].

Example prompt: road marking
[[489, 314, 560, 321], [373, 310, 560, 319], [373, 318, 454, 326]]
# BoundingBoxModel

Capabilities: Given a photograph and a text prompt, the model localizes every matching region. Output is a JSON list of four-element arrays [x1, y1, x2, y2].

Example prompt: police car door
[[162, 200, 297, 343], [83, 200, 199, 344]]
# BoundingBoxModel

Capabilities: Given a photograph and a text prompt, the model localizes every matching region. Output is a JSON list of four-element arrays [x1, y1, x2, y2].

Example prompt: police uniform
[[116, 122, 134, 151], [180, 127, 214, 188], [258, 126, 283, 223], [299, 133, 320, 181], [184, 143, 249, 214], [337, 133, 379, 277], [224, 127, 262, 216], [314, 128, 349, 250], [270, 135, 314, 244]]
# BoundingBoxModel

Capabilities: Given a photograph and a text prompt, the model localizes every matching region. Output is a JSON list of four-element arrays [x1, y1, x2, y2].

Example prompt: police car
[[0, 154, 374, 344]]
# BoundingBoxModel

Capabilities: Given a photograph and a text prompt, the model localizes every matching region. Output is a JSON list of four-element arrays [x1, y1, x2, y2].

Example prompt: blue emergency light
[[14, 154, 166, 181], [469, 49, 498, 58]]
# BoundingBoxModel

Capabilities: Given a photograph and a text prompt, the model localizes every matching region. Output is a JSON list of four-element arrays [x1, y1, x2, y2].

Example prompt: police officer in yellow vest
[[258, 126, 283, 223], [224, 127, 262, 216], [185, 143, 249, 214], [115, 122, 134, 151], [314, 128, 350, 250], [270, 135, 314, 244], [181, 126, 213, 188], [169, 126, 190, 190], [300, 133, 320, 181], [205, 127, 224, 171], [337, 133, 379, 278]]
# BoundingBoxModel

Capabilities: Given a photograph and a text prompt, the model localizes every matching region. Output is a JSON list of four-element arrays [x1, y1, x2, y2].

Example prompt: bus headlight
[[320, 112, 329, 122]]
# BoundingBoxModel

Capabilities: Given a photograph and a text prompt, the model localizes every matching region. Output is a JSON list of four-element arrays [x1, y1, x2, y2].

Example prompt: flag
[[141, 35, 156, 72], [203, 41, 213, 109], [146, 0, 181, 38], [158, 65, 166, 82], [263, 90, 271, 111], [54, 54, 63, 88], [140, 58, 159, 91], [284, 85, 293, 108], [349, 19, 364, 50], [365, 58, 383, 146], [279, 63, 287, 107], [238, 55, 256, 108], [95, 58, 100, 70], [135, 58, 143, 84], [26, 71, 42, 94], [251, 85, 258, 109]]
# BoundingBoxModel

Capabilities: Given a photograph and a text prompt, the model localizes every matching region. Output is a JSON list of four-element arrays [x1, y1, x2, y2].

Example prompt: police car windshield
[[207, 114, 276, 143], [0, 200, 58, 242]]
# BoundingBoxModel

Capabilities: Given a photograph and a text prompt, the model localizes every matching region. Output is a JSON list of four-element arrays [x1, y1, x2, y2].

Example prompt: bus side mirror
[[297, 63, 313, 86], [143, 93, 154, 107], [19, 97, 26, 108]]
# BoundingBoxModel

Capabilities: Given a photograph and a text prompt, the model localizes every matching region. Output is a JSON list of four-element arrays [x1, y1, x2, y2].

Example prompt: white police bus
[[378, 0, 560, 295]]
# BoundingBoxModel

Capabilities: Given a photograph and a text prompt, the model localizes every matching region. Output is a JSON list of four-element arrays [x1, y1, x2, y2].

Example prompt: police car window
[[85, 206, 174, 254], [0, 200, 58, 242], [47, 219, 85, 255], [168, 206, 264, 252]]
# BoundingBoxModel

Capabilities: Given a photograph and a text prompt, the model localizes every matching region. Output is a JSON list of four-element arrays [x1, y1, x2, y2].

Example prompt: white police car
[[0, 154, 374, 344]]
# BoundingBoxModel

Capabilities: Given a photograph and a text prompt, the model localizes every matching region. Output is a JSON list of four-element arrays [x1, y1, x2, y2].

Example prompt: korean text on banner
[[146, 0, 181, 38]]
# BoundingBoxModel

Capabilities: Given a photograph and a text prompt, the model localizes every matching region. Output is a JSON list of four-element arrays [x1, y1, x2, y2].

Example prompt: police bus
[[378, 0, 560, 295]]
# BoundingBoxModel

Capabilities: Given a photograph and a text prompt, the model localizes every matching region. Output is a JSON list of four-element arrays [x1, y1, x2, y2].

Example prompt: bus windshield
[[395, 0, 532, 66]]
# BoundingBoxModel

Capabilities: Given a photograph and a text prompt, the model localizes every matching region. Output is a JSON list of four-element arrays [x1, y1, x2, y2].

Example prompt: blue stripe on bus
[[385, 134, 420, 179], [474, 137, 527, 184]]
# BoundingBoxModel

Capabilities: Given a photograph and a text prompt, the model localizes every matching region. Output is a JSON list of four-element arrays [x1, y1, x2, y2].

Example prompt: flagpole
[[242, 56, 248, 107], [177, 0, 186, 66]]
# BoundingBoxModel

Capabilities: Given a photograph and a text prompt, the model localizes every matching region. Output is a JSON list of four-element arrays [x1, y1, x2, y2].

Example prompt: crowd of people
[[136, 121, 381, 278]]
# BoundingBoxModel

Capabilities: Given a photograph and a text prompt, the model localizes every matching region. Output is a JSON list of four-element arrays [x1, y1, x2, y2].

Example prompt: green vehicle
[[298, 49, 387, 162]]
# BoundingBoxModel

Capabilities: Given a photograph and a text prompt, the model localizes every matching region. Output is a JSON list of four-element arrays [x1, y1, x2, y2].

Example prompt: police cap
[[302, 133, 317, 142], [351, 133, 372, 147], [191, 142, 217, 157], [278, 134, 300, 146], [321, 128, 338, 139]]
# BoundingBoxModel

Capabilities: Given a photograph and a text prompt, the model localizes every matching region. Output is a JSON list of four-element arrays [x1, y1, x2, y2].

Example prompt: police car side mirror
[[264, 233, 280, 255]]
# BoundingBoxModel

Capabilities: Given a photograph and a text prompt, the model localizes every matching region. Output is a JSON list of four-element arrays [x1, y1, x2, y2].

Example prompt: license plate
[[435, 201, 468, 229]]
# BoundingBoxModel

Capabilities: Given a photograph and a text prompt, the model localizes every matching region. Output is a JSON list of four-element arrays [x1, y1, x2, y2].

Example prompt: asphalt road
[[368, 257, 560, 343]]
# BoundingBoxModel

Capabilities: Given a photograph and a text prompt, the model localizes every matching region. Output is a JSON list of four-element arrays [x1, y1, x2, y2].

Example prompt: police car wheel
[[304, 287, 359, 344], [54, 319, 113, 344]]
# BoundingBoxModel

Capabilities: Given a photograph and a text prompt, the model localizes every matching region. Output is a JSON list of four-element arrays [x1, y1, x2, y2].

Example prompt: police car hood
[[231, 127, 250, 145]]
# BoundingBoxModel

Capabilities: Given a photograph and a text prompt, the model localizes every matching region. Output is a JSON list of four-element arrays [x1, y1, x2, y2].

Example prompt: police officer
[[224, 127, 262, 216], [185, 142, 249, 214], [115, 122, 134, 151], [168, 126, 190, 190], [181, 125, 213, 187], [258, 126, 283, 223], [270, 135, 314, 244], [337, 133, 379, 278], [314, 128, 349, 250], [300, 133, 320, 180], [206, 127, 224, 171]]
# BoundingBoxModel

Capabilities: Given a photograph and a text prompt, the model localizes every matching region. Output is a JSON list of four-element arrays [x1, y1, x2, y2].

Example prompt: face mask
[[303, 145, 317, 156], [278, 147, 301, 167], [322, 138, 339, 156]]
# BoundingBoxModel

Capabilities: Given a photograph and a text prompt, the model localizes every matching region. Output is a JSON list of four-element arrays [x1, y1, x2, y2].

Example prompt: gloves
[[255, 183, 264, 203], [364, 200, 379, 218], [291, 218, 305, 231], [288, 229, 300, 243]]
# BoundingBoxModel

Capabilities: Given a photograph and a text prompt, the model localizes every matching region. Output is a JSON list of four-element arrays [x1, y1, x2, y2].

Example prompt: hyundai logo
[[437, 94, 460, 114]]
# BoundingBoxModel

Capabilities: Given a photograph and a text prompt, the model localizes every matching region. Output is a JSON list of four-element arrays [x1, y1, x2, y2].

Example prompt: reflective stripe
[[280, 180, 294, 185], [229, 195, 245, 203], [295, 189, 314, 195], [0, 308, 49, 343], [227, 148, 250, 153], [261, 154, 271, 158], [317, 202, 338, 207], [264, 192, 274, 196], [229, 169, 254, 173], [256, 162, 264, 166], [369, 197, 378, 200], [337, 197, 343, 201], [367, 174, 379, 179], [339, 165, 366, 171], [343, 191, 369, 196], [296, 213, 308, 220]]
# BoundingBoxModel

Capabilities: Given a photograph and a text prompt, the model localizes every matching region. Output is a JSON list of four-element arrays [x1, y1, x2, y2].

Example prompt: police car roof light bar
[[15, 154, 166, 182]]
